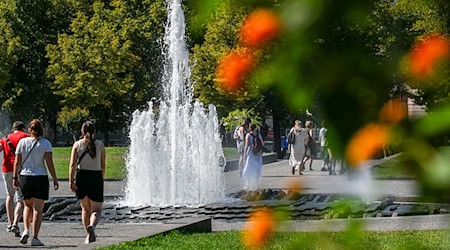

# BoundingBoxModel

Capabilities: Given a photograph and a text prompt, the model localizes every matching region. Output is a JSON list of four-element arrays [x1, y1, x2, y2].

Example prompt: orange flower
[[346, 123, 390, 167], [286, 179, 303, 192], [409, 34, 450, 79], [242, 208, 275, 249], [240, 9, 281, 48], [216, 50, 255, 93], [379, 99, 407, 124]]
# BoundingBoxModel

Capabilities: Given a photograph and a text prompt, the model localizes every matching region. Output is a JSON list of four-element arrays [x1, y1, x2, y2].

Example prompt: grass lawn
[[371, 153, 414, 178], [52, 146, 238, 179], [372, 146, 450, 178], [53, 147, 128, 179], [101, 230, 450, 250]]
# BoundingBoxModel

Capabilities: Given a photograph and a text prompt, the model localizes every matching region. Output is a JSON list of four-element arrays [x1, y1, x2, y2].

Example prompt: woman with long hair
[[69, 121, 105, 244], [288, 120, 308, 175], [12, 119, 59, 246], [242, 123, 264, 190]]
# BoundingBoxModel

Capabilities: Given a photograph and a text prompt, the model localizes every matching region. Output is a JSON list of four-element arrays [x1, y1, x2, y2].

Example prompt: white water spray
[[124, 0, 226, 206]]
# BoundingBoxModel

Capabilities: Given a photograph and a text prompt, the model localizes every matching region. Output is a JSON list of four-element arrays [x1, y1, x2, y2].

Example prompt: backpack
[[287, 130, 295, 144], [251, 131, 263, 155]]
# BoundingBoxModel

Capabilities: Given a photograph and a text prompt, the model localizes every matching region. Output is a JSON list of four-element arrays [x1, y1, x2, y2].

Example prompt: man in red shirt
[[0, 121, 29, 236]]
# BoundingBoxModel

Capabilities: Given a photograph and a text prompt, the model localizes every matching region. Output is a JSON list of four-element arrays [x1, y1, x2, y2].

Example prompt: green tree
[[47, 0, 166, 144], [190, 1, 267, 119], [57, 106, 90, 142], [0, 0, 75, 143], [389, 0, 449, 110]]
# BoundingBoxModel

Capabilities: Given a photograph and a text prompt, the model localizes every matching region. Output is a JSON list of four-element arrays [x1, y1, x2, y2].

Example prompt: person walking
[[69, 121, 105, 244], [0, 121, 29, 236], [302, 120, 316, 171], [233, 117, 251, 177], [319, 121, 330, 171], [12, 119, 59, 246], [242, 123, 264, 190], [288, 120, 308, 175]]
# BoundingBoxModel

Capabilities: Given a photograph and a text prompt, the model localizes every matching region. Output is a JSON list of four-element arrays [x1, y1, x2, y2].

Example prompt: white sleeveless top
[[77, 139, 104, 171]]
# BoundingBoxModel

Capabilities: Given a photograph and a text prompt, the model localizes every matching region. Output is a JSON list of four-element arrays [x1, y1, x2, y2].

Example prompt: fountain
[[123, 0, 226, 207]]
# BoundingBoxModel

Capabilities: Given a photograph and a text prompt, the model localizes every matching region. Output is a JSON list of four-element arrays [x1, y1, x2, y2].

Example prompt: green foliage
[[47, 1, 137, 108], [0, 1, 19, 102], [46, 0, 166, 142], [389, 0, 450, 111], [220, 108, 262, 133], [190, 1, 269, 118], [57, 106, 90, 136]]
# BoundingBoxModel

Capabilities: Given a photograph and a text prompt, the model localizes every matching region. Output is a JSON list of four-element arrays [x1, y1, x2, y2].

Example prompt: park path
[[0, 156, 440, 249]]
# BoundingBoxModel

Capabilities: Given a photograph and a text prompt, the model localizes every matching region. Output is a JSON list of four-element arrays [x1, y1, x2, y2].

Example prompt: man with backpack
[[0, 121, 29, 236], [233, 117, 251, 177]]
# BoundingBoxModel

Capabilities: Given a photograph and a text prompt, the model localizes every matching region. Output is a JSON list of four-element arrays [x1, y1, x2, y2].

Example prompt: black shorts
[[20, 175, 49, 200], [75, 170, 104, 202]]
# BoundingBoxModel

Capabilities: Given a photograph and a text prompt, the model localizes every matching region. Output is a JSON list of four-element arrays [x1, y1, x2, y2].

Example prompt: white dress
[[242, 132, 263, 190], [288, 128, 308, 166]]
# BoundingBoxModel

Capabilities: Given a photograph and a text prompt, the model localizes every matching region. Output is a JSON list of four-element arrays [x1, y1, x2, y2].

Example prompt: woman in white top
[[13, 119, 59, 246], [69, 121, 105, 244], [242, 123, 264, 190], [288, 120, 308, 175]]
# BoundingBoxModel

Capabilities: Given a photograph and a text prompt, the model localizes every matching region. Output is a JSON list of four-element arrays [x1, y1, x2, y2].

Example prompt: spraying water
[[124, 0, 226, 206]]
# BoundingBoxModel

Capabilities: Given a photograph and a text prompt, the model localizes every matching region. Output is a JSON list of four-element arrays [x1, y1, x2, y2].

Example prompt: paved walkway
[[0, 156, 445, 249]]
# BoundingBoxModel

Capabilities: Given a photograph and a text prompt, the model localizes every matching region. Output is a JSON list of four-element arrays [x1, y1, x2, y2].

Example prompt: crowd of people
[[288, 119, 345, 176], [233, 117, 347, 191], [0, 119, 105, 246]]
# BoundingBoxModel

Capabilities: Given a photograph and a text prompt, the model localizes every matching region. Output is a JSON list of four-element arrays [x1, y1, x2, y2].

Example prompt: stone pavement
[[1, 156, 448, 249]]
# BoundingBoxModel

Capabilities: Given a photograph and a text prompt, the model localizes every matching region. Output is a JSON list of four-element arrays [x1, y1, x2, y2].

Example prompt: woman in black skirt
[[68, 121, 105, 244]]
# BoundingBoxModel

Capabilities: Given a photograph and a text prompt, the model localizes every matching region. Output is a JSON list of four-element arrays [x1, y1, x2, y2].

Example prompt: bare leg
[[23, 200, 33, 234], [5, 195, 14, 226], [80, 197, 92, 234], [89, 201, 103, 227], [31, 198, 44, 239], [13, 201, 23, 226], [239, 153, 245, 177]]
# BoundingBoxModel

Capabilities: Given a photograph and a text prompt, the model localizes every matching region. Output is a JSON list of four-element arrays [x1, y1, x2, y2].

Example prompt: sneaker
[[6, 224, 12, 232], [321, 167, 327, 171], [20, 233, 29, 244], [87, 226, 96, 243], [31, 238, 45, 246], [11, 225, 20, 237]]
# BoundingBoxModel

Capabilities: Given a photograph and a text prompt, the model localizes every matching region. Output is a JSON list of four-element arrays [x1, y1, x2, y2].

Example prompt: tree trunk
[[272, 103, 282, 159], [104, 129, 110, 146]]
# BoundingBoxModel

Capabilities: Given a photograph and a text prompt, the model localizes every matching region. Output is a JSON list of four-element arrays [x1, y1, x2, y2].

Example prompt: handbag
[[287, 131, 296, 144]]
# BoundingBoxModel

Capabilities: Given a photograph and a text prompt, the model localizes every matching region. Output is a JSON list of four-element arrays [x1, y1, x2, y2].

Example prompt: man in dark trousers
[[0, 121, 29, 236]]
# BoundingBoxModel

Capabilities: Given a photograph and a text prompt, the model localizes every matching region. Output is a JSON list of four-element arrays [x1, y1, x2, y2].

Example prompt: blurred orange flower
[[346, 123, 390, 167], [409, 34, 450, 79], [379, 99, 407, 124], [216, 50, 255, 93], [240, 9, 281, 48], [286, 179, 303, 192], [242, 207, 275, 249]]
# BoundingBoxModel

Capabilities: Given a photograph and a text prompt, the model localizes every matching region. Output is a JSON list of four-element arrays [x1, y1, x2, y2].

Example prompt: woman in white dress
[[242, 124, 264, 190], [288, 120, 308, 175]]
